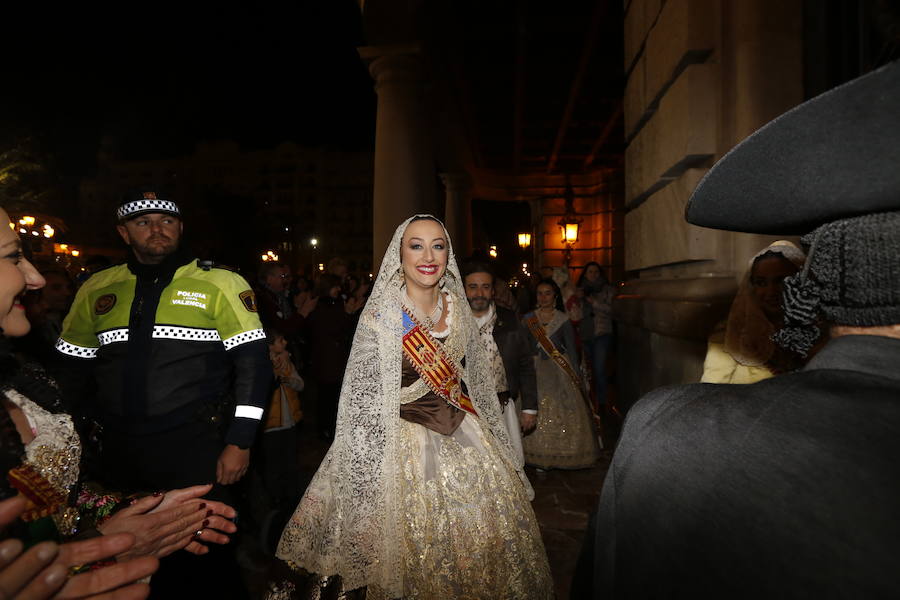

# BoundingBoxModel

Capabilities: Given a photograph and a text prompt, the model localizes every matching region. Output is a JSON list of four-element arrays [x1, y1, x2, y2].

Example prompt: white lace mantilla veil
[[724, 240, 807, 366], [275, 214, 529, 598]]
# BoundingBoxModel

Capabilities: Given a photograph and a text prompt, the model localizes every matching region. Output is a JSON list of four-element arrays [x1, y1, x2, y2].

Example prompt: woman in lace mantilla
[[270, 216, 553, 599], [700, 241, 808, 384], [522, 279, 599, 470]]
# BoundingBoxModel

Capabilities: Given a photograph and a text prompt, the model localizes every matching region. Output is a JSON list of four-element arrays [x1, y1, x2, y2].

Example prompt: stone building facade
[[616, 0, 806, 409]]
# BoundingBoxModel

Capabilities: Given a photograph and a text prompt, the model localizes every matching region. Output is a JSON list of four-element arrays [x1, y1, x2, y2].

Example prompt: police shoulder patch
[[94, 294, 117, 315], [239, 290, 257, 312]]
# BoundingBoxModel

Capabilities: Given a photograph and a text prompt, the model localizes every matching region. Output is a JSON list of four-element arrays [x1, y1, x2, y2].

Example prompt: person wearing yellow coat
[[701, 241, 807, 384], [259, 329, 305, 519]]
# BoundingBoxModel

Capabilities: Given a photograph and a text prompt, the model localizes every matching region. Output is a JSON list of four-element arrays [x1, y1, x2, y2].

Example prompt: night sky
[[1, 3, 527, 269], [1, 2, 375, 180]]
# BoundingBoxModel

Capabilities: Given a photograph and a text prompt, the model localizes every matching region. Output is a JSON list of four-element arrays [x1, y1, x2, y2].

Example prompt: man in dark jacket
[[588, 60, 900, 598], [462, 262, 538, 460]]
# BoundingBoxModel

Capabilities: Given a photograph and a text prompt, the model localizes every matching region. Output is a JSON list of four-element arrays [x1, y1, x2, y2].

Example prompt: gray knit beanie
[[774, 210, 900, 355]]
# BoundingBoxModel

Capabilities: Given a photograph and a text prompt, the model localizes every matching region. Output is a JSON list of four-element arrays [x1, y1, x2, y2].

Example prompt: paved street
[[527, 454, 611, 599]]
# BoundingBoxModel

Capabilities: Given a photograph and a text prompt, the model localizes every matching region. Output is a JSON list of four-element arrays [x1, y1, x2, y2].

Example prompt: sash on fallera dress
[[525, 314, 600, 427], [401, 308, 478, 416]]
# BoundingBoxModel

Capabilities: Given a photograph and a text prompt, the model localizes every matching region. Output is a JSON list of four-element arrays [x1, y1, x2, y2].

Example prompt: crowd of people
[[1, 58, 898, 600], [0, 193, 615, 599]]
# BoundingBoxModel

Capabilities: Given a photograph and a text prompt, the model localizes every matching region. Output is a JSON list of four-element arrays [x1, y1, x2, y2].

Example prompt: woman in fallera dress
[[268, 215, 553, 600], [522, 279, 599, 470]]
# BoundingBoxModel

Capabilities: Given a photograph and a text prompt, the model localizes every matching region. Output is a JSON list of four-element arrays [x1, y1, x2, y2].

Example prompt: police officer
[[56, 189, 270, 598]]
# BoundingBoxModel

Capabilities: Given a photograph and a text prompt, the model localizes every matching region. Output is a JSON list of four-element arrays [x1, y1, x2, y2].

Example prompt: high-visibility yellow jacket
[[57, 255, 271, 447]]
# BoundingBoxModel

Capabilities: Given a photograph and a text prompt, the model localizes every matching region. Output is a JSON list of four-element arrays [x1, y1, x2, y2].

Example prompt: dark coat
[[590, 334, 900, 598], [492, 306, 538, 412], [256, 286, 305, 336], [305, 298, 354, 384]]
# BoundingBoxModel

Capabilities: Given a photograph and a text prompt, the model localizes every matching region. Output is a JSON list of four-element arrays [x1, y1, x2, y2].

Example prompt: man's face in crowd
[[280, 266, 293, 290], [266, 267, 286, 293], [464, 272, 494, 314], [116, 213, 183, 265]]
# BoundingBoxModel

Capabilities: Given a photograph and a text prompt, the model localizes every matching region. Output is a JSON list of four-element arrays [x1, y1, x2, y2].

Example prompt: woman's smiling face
[[0, 208, 45, 337], [400, 218, 448, 291]]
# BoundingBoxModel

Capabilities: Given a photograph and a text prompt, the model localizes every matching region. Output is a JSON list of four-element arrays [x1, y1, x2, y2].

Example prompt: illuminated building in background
[[77, 141, 374, 273]]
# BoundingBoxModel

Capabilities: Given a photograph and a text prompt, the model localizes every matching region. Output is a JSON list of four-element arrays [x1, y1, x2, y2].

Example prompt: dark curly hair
[[535, 278, 565, 312]]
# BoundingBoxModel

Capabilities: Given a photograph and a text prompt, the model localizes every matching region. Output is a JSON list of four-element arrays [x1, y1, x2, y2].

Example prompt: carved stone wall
[[617, 0, 803, 411]]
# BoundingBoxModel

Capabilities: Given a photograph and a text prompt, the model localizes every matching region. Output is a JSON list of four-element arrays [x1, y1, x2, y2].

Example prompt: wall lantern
[[517, 232, 531, 249], [557, 179, 583, 266], [559, 221, 580, 244]]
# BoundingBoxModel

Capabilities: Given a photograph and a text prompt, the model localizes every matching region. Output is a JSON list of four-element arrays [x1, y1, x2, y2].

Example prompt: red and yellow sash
[[402, 309, 478, 416], [8, 463, 67, 521], [525, 314, 598, 420]]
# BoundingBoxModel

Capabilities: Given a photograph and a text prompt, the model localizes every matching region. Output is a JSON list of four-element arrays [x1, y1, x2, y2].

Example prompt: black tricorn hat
[[686, 59, 900, 235]]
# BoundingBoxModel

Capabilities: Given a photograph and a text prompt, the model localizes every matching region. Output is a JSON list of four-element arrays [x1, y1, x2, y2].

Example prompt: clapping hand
[[0, 495, 157, 600], [98, 484, 237, 559], [270, 351, 291, 374], [293, 292, 318, 318], [344, 296, 362, 314]]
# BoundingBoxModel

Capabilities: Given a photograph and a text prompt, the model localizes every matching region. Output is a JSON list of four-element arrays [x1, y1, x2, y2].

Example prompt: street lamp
[[310, 237, 319, 277], [517, 232, 531, 249], [488, 245, 498, 259]]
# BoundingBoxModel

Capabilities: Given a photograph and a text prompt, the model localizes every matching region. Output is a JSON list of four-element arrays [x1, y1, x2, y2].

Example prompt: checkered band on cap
[[117, 199, 180, 220]]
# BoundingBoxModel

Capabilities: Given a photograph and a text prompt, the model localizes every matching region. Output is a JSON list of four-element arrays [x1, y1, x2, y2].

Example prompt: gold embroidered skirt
[[397, 415, 554, 599], [523, 356, 600, 470], [267, 415, 554, 600]]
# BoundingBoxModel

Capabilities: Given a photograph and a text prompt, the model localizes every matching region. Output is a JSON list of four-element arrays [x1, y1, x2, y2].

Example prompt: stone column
[[439, 172, 473, 257], [359, 44, 437, 271]]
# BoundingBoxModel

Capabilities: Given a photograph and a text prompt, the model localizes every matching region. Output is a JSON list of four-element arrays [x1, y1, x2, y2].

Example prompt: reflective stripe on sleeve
[[152, 326, 222, 342], [234, 405, 264, 420], [97, 328, 129, 346], [56, 339, 99, 358], [222, 328, 266, 350]]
